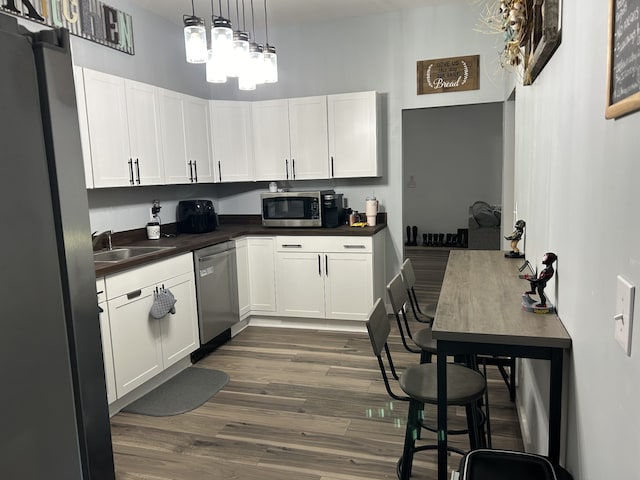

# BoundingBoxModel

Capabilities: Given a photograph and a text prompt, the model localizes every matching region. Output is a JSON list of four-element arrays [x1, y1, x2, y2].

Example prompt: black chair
[[387, 273, 437, 364], [366, 298, 487, 480], [400, 258, 437, 325], [457, 449, 573, 480]]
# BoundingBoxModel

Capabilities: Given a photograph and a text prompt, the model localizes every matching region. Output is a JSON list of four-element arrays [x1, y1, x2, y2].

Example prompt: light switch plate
[[615, 275, 634, 356]]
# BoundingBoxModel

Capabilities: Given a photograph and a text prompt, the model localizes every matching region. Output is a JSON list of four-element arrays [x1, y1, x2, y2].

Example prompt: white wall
[[514, 1, 640, 478]]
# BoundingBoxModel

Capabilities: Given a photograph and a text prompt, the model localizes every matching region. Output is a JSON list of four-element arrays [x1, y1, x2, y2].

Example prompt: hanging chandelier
[[183, 0, 278, 89]]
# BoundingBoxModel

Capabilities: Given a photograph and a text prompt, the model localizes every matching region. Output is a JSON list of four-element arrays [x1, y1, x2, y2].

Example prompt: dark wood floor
[[110, 247, 522, 479]]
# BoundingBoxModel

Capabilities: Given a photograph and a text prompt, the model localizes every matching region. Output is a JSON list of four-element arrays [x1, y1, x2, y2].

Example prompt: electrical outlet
[[614, 275, 634, 356]]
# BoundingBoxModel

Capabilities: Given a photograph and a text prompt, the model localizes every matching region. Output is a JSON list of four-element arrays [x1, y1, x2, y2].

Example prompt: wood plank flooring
[[110, 248, 522, 479]]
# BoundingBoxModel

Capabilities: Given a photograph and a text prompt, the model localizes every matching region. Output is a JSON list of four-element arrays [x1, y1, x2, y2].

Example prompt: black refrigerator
[[0, 14, 115, 479]]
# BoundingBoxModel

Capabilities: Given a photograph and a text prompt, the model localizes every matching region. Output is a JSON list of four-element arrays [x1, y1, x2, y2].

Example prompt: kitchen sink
[[93, 246, 175, 263]]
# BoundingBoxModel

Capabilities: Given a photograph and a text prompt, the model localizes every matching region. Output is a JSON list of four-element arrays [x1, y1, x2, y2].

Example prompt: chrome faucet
[[92, 230, 113, 250]]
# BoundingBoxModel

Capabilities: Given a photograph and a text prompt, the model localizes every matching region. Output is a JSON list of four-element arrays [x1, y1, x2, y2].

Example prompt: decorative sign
[[606, 0, 640, 119], [1, 0, 134, 55], [417, 55, 480, 95]]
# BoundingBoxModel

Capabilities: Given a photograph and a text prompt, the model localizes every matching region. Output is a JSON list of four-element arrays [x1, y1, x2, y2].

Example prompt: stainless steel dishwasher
[[193, 241, 239, 356]]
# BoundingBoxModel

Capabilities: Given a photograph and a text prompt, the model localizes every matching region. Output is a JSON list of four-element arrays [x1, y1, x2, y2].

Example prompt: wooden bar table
[[432, 250, 572, 480]]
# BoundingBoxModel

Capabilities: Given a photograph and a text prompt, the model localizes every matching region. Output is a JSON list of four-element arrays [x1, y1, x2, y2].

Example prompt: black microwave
[[261, 191, 334, 227]]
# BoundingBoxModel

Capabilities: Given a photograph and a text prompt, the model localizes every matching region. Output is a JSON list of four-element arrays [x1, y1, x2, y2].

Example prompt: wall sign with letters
[[1, 0, 134, 55], [417, 55, 480, 95]]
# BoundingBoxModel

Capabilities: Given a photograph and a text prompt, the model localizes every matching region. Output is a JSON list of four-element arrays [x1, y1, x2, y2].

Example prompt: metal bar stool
[[400, 258, 437, 325], [366, 298, 487, 480], [387, 273, 437, 363], [389, 272, 492, 442]]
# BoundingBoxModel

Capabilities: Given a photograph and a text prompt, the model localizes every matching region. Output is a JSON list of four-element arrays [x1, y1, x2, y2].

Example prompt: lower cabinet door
[[108, 286, 162, 398], [158, 272, 199, 368], [276, 252, 325, 318], [98, 301, 117, 404], [324, 253, 374, 320]]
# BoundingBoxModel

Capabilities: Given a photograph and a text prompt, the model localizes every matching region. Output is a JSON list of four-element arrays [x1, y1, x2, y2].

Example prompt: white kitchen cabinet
[[160, 90, 213, 184], [125, 79, 164, 185], [252, 97, 329, 181], [274, 234, 384, 321], [235, 237, 251, 318], [288, 96, 330, 179], [82, 68, 164, 187], [72, 66, 94, 188], [105, 254, 198, 398], [275, 251, 325, 318], [158, 88, 189, 184], [252, 99, 291, 181], [96, 278, 116, 404], [184, 94, 214, 183], [328, 91, 380, 178], [247, 237, 277, 312], [210, 100, 254, 182]]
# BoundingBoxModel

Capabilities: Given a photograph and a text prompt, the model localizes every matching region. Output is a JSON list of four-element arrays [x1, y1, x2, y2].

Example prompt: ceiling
[[129, 0, 436, 28]]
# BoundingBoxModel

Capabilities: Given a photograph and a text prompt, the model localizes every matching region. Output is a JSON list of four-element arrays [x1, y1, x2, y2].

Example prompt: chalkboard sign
[[606, 0, 640, 118]]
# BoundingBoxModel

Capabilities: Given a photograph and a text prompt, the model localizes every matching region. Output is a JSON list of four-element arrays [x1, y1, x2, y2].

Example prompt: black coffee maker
[[322, 193, 344, 228]]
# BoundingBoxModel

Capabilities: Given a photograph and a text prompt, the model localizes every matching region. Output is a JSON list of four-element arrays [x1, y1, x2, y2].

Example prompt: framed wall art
[[605, 0, 640, 119], [523, 0, 562, 85]]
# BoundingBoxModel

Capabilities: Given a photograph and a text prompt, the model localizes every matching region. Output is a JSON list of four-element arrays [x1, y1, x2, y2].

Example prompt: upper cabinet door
[[327, 91, 380, 178], [158, 89, 190, 184], [83, 69, 133, 187], [252, 99, 291, 181], [183, 94, 214, 183], [288, 96, 330, 180], [124, 80, 164, 186], [210, 100, 254, 182], [72, 66, 94, 189]]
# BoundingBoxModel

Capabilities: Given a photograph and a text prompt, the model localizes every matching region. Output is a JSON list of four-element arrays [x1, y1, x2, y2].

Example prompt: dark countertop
[[94, 222, 387, 277]]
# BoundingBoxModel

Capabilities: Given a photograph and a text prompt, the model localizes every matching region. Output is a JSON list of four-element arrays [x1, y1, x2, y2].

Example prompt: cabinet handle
[[218, 160, 222, 182], [318, 254, 321, 276], [285, 159, 289, 180], [292, 158, 296, 179], [134, 158, 141, 184], [330, 156, 334, 177], [128, 158, 134, 185], [126, 289, 142, 300], [343, 245, 366, 249], [281, 244, 302, 248], [188, 161, 193, 182], [193, 160, 198, 182], [325, 254, 328, 276]]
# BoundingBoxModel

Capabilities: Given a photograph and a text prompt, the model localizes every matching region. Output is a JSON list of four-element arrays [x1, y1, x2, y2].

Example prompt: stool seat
[[400, 363, 486, 406], [412, 326, 437, 353]]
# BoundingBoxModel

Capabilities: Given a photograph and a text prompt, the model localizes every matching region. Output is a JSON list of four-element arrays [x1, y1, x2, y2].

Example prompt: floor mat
[[121, 367, 229, 416]]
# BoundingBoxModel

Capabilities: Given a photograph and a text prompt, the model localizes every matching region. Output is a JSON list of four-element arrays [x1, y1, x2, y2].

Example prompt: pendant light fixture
[[183, 0, 208, 64], [238, 0, 256, 90], [228, 0, 250, 78], [262, 0, 278, 83], [206, 0, 233, 83], [247, 0, 265, 86]]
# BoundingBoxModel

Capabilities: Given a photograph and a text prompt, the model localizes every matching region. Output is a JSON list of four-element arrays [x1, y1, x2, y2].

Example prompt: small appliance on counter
[[261, 190, 331, 227], [322, 192, 344, 228], [177, 200, 218, 233]]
